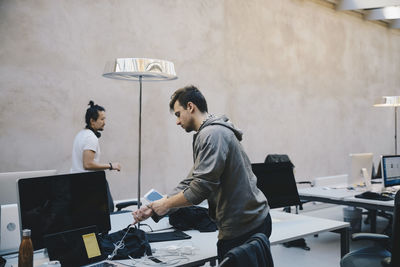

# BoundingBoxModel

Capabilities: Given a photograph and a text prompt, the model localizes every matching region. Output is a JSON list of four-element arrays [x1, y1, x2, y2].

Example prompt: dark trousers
[[217, 213, 272, 262], [105, 180, 114, 213]]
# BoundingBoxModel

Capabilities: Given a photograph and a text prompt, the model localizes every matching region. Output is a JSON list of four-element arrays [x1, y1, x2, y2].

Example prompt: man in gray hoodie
[[133, 85, 272, 262]]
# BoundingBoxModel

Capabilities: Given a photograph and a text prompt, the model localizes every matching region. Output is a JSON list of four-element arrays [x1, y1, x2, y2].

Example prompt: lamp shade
[[103, 58, 177, 81], [373, 96, 400, 107]]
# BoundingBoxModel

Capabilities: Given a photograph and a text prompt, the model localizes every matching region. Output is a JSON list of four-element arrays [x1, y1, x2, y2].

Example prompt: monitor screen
[[348, 153, 373, 187], [17, 171, 111, 250], [381, 155, 400, 187], [0, 170, 57, 206], [252, 162, 300, 209]]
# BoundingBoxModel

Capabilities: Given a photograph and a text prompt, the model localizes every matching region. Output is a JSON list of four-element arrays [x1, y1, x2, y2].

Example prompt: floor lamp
[[103, 58, 177, 214], [373, 96, 400, 155]]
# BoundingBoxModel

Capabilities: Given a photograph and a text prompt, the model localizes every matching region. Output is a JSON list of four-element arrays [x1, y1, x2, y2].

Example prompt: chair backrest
[[264, 154, 294, 167], [391, 190, 400, 266], [252, 162, 300, 209], [219, 233, 273, 267]]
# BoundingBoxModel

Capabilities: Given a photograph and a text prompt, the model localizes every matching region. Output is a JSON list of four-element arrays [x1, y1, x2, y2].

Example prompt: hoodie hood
[[198, 114, 243, 141]]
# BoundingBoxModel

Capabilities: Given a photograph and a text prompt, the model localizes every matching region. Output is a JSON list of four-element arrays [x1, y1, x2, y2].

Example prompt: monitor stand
[[361, 168, 372, 191]]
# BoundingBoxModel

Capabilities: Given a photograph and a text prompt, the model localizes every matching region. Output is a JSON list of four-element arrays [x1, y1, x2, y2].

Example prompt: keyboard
[[355, 191, 394, 201]]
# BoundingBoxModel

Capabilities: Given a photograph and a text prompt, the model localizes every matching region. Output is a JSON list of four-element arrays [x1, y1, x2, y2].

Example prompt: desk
[[112, 209, 350, 260], [4, 210, 349, 266], [269, 210, 349, 258], [298, 186, 394, 233]]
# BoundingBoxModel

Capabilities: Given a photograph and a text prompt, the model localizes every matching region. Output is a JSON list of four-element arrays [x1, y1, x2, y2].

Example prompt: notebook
[[44, 226, 123, 267]]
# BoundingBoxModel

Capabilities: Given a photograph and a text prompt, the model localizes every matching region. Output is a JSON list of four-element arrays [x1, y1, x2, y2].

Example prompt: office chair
[[252, 156, 310, 251], [264, 154, 312, 211], [362, 162, 393, 235], [218, 233, 273, 267], [253, 159, 301, 210], [115, 201, 140, 212], [340, 190, 400, 267]]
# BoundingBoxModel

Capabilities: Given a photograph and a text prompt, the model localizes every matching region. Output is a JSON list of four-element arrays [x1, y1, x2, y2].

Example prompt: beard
[[182, 122, 195, 133], [184, 127, 193, 133]]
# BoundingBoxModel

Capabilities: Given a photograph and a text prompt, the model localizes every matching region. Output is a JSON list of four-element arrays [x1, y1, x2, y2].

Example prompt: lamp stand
[[138, 76, 142, 210], [395, 107, 398, 155], [102, 58, 177, 227]]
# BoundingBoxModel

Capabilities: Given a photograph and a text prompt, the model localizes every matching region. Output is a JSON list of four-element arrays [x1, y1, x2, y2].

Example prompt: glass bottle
[[18, 229, 33, 267]]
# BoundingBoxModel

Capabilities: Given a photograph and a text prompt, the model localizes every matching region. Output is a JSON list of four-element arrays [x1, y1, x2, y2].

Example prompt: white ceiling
[[325, 0, 400, 29]]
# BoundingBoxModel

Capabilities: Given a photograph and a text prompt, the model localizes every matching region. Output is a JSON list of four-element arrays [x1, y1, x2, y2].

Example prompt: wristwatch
[[109, 163, 113, 170]]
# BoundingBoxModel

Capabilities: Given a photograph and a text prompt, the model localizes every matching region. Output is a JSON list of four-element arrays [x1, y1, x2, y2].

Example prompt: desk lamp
[[103, 58, 177, 214], [373, 96, 400, 154]]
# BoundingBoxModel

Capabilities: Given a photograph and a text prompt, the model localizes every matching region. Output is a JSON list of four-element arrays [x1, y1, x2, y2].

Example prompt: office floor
[[273, 204, 390, 267], [205, 203, 391, 267]]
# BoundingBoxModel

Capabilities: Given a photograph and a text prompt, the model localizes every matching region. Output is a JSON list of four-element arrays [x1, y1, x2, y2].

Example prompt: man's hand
[[149, 197, 170, 216], [132, 191, 191, 224], [132, 205, 153, 224], [111, 162, 121, 171]]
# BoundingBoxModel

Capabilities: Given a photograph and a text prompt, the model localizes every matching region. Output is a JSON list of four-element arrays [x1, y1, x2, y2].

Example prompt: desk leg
[[333, 227, 350, 258], [340, 227, 350, 258], [370, 210, 377, 233]]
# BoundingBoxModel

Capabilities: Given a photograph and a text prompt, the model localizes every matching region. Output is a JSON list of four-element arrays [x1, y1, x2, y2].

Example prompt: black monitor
[[381, 155, 400, 188], [252, 162, 300, 209], [17, 171, 111, 250]]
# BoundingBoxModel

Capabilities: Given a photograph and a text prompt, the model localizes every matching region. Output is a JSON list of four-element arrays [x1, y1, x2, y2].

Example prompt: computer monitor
[[0, 170, 57, 206], [348, 153, 373, 187], [0, 170, 56, 255], [17, 171, 111, 250], [252, 162, 300, 209], [381, 155, 400, 188]]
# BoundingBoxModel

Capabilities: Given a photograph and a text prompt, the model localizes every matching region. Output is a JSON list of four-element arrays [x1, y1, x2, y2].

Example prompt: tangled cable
[[107, 224, 133, 260]]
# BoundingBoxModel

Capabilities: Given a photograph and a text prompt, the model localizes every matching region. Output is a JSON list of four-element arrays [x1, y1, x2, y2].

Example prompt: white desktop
[[0, 204, 20, 254], [349, 153, 373, 189], [0, 170, 57, 206]]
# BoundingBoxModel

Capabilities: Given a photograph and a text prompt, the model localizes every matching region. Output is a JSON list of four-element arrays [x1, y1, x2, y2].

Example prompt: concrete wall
[[1, 0, 399, 200]]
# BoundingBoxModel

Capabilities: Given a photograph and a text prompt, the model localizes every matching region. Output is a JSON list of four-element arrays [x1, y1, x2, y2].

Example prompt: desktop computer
[[0, 170, 57, 206], [17, 171, 111, 250], [0, 204, 20, 255], [381, 155, 400, 191], [353, 155, 400, 201], [0, 170, 56, 255], [348, 153, 373, 189]]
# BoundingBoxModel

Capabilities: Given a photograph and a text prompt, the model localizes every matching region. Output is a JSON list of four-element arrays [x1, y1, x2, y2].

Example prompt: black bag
[[169, 206, 217, 232], [99, 225, 152, 260]]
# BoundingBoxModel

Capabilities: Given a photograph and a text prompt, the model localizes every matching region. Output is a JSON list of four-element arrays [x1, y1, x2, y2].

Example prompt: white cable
[[155, 241, 197, 256], [107, 226, 196, 265], [107, 224, 133, 260]]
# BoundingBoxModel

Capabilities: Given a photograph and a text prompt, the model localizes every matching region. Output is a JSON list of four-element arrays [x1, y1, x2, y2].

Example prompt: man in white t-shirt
[[71, 101, 121, 211]]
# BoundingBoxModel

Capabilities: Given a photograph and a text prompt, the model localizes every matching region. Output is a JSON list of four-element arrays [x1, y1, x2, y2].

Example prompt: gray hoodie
[[170, 115, 270, 240]]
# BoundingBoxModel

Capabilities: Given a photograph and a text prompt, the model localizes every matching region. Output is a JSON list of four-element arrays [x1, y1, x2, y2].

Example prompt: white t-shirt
[[70, 129, 101, 173]]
